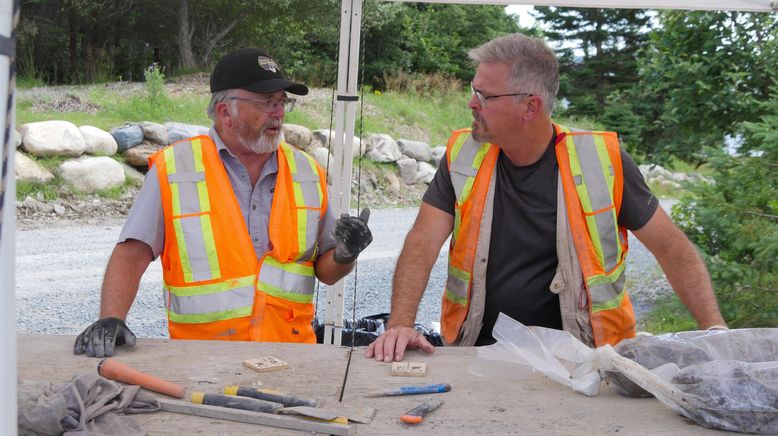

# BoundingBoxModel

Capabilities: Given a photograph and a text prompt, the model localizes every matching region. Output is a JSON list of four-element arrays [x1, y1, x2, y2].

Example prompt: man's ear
[[216, 102, 235, 128], [522, 95, 543, 121]]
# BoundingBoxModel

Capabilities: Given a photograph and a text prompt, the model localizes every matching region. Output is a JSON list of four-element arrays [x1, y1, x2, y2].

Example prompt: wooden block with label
[[391, 361, 427, 377], [243, 356, 289, 373]]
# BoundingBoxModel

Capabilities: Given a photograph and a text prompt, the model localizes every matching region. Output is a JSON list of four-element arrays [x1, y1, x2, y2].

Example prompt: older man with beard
[[74, 48, 373, 358], [366, 34, 726, 362]]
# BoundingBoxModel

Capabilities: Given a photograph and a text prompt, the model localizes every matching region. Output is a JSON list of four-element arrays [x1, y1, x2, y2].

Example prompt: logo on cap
[[257, 56, 279, 73]]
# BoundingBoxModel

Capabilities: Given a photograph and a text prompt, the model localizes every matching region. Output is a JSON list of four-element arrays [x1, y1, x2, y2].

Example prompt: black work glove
[[73, 317, 137, 358], [332, 207, 373, 264]]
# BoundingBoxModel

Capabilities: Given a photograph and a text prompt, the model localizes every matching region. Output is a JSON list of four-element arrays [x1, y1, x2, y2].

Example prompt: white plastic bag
[[469, 313, 778, 434], [468, 313, 602, 396]]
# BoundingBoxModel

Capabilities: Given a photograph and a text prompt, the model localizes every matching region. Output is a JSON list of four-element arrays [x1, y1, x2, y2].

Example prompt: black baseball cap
[[210, 48, 309, 95]]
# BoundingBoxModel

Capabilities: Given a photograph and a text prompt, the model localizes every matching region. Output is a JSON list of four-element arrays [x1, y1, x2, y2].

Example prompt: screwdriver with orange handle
[[400, 399, 443, 424]]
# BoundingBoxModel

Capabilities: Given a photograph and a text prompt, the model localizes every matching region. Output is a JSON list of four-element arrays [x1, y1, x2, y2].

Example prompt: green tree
[[672, 85, 778, 327], [534, 7, 651, 120], [629, 11, 778, 165], [361, 2, 523, 90]]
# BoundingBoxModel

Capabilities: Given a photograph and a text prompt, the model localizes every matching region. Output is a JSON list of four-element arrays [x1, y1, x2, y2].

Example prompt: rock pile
[[14, 120, 445, 193]]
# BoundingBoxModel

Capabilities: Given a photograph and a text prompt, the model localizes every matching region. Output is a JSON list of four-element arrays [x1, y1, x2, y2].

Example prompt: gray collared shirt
[[118, 127, 337, 260]]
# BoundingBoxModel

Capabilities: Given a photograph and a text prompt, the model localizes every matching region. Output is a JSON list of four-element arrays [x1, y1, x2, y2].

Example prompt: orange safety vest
[[149, 135, 327, 343], [440, 125, 635, 347]]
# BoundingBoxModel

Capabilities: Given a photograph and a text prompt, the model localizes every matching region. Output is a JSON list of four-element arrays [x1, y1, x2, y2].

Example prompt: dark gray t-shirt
[[423, 132, 658, 345]]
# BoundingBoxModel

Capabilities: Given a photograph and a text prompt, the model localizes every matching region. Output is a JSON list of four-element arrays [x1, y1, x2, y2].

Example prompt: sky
[[505, 4, 537, 28]]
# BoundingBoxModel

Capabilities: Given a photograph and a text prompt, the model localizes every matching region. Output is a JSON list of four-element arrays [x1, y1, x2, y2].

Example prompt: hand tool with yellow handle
[[191, 392, 283, 414], [224, 385, 317, 407], [400, 399, 443, 424]]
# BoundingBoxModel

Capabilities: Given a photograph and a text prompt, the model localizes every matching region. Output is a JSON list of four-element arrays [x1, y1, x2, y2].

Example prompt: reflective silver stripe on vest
[[167, 285, 255, 315], [259, 260, 315, 296], [571, 134, 619, 272], [290, 148, 322, 261], [178, 215, 215, 282], [167, 141, 218, 281], [589, 270, 626, 303], [169, 143, 207, 215], [450, 135, 480, 202], [446, 271, 468, 301]]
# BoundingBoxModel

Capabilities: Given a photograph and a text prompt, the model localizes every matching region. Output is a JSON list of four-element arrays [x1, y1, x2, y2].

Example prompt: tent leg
[[324, 0, 364, 346], [0, 0, 19, 432]]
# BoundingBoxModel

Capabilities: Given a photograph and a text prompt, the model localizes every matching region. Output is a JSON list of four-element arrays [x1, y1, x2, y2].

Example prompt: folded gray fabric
[[18, 372, 160, 436]]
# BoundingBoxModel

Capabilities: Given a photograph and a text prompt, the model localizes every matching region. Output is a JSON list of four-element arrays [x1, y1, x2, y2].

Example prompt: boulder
[[123, 140, 165, 167], [138, 121, 169, 145], [309, 146, 334, 174], [430, 146, 446, 165], [397, 139, 432, 162], [165, 122, 208, 144], [20, 121, 86, 157], [397, 157, 419, 185], [57, 156, 125, 193], [122, 163, 145, 185], [15, 151, 54, 184], [111, 125, 144, 151], [312, 129, 365, 157], [79, 125, 118, 155], [365, 133, 401, 163], [283, 124, 313, 150], [417, 161, 436, 184]]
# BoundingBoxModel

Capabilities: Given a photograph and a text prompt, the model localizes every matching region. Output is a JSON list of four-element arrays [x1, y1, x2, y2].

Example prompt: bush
[[144, 64, 168, 104], [669, 86, 778, 328]]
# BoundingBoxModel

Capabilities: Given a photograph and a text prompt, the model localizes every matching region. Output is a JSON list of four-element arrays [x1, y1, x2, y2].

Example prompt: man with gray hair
[[74, 48, 373, 357], [367, 33, 726, 362]]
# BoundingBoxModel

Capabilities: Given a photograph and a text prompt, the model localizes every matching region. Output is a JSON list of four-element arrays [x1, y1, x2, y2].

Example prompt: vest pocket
[[261, 294, 316, 343]]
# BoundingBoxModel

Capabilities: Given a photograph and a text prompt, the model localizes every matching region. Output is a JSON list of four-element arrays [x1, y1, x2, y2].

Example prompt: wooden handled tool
[[97, 357, 185, 398]]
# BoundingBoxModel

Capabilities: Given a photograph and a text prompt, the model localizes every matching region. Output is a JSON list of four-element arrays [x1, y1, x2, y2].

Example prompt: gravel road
[[15, 202, 675, 338]]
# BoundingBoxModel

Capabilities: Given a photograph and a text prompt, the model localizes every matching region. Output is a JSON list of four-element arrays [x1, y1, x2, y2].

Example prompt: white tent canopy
[[2, 1, 775, 432]]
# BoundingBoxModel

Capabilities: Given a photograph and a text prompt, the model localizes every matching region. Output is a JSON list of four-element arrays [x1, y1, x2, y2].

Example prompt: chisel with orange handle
[[400, 399, 443, 424], [97, 357, 186, 398]]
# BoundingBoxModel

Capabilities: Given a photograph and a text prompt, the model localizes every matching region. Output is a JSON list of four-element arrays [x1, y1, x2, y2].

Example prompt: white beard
[[237, 119, 283, 154]]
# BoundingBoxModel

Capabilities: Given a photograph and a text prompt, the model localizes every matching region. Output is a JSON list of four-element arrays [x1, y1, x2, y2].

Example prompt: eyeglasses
[[228, 96, 297, 113], [471, 82, 533, 108]]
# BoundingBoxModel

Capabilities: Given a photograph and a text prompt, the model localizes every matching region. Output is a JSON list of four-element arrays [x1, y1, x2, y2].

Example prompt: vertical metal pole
[[0, 0, 18, 432], [324, 0, 363, 345]]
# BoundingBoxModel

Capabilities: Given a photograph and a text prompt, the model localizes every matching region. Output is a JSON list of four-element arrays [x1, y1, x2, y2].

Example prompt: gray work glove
[[73, 317, 137, 358], [332, 207, 373, 264]]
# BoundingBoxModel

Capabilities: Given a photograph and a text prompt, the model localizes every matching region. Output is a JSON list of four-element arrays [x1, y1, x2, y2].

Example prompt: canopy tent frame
[[2, 1, 776, 432]]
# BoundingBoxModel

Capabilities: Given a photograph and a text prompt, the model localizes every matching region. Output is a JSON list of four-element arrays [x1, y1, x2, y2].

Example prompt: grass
[[637, 294, 697, 334], [17, 88, 211, 130], [358, 89, 473, 147]]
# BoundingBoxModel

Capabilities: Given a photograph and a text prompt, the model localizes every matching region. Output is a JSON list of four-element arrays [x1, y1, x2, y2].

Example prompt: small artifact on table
[[243, 356, 289, 373], [391, 362, 427, 377]]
